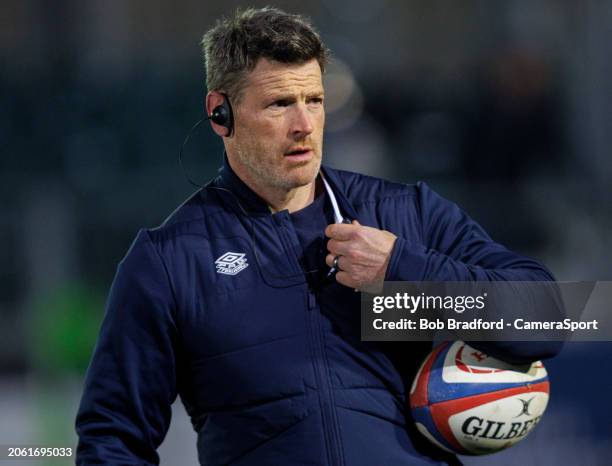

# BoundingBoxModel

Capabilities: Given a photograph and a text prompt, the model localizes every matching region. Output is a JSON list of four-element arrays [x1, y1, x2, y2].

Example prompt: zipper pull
[[307, 292, 317, 310]]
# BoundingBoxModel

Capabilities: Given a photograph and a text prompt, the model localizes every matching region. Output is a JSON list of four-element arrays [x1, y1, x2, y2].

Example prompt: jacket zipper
[[273, 213, 344, 465], [307, 291, 344, 465]]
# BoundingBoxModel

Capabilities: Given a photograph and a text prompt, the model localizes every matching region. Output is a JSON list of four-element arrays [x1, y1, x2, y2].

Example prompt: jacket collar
[[214, 154, 271, 215], [320, 166, 360, 222]]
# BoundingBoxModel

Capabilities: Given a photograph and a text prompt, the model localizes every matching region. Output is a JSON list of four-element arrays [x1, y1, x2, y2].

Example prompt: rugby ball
[[410, 341, 549, 455]]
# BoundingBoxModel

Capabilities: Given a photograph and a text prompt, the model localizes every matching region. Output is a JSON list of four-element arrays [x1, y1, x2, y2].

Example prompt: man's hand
[[325, 220, 397, 293]]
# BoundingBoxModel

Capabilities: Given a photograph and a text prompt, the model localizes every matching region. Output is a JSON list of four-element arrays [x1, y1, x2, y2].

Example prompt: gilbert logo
[[514, 397, 535, 418], [215, 252, 249, 276]]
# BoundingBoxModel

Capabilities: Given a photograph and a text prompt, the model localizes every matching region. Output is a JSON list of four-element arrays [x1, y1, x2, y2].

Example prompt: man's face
[[227, 58, 325, 192]]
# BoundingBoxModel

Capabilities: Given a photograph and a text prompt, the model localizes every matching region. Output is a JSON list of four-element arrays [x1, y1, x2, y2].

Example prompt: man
[[76, 7, 559, 465]]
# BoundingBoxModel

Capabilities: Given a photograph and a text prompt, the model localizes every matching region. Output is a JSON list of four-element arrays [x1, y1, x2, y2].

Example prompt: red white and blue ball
[[410, 341, 550, 455]]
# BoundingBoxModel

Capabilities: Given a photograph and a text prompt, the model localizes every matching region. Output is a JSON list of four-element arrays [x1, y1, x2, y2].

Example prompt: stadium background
[[1, 0, 611, 464]]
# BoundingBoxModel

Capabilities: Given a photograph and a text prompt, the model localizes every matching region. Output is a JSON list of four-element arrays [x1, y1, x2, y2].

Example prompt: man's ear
[[206, 91, 230, 137]]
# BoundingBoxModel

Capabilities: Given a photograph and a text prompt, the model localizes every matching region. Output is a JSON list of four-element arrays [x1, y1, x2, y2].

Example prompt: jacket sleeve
[[385, 182, 555, 282], [385, 182, 562, 363], [75, 229, 179, 465]]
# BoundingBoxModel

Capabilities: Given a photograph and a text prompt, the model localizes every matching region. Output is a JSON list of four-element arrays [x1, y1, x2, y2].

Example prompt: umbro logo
[[215, 252, 249, 275]]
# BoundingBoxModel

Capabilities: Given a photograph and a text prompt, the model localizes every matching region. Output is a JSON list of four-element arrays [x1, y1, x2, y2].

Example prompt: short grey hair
[[201, 7, 330, 102]]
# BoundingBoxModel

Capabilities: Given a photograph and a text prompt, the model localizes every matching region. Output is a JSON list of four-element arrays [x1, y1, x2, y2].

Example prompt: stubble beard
[[234, 140, 322, 192]]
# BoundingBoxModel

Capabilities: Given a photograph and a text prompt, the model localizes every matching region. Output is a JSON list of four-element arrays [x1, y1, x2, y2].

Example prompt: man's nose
[[289, 103, 314, 138]]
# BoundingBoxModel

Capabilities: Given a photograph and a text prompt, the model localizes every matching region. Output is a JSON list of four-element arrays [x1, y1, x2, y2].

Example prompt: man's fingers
[[325, 223, 359, 240], [335, 271, 357, 289], [326, 239, 352, 256], [326, 254, 351, 272]]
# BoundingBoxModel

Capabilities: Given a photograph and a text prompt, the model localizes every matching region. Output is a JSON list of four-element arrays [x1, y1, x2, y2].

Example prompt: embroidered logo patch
[[215, 252, 249, 275]]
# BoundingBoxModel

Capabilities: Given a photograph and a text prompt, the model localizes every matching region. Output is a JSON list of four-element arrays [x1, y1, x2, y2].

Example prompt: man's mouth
[[285, 147, 313, 157]]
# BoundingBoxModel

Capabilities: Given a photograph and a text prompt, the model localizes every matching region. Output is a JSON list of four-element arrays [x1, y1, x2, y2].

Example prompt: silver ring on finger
[[333, 255, 341, 271]]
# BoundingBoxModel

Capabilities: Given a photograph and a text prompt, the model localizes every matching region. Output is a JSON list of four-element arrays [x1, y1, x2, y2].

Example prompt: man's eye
[[270, 100, 291, 108], [308, 97, 324, 105]]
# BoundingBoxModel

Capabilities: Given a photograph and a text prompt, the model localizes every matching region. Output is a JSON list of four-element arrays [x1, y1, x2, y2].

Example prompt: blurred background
[[1, 0, 611, 464]]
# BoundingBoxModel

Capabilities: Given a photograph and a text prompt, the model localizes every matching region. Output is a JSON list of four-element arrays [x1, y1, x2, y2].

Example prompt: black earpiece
[[179, 93, 234, 185], [208, 93, 234, 137]]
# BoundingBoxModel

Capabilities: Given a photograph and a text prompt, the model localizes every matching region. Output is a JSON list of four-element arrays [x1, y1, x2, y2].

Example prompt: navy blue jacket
[[76, 161, 559, 465]]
